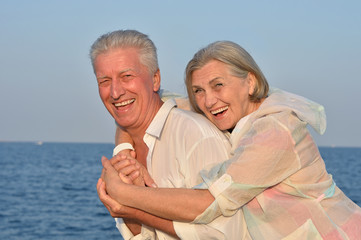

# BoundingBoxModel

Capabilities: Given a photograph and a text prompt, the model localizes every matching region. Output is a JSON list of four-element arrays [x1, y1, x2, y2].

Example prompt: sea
[[0, 142, 360, 240]]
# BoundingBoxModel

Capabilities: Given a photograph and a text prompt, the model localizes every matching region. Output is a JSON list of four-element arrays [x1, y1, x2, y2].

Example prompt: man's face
[[94, 47, 160, 130]]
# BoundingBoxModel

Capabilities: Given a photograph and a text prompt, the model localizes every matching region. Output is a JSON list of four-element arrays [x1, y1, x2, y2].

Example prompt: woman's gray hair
[[89, 29, 159, 74], [185, 41, 269, 113]]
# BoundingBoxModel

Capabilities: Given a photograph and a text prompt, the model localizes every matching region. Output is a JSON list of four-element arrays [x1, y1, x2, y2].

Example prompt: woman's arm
[[97, 178, 178, 237], [101, 156, 214, 222], [105, 116, 302, 224]]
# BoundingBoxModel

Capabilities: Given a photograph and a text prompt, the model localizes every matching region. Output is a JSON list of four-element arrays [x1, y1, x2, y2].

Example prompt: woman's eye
[[193, 88, 203, 94]]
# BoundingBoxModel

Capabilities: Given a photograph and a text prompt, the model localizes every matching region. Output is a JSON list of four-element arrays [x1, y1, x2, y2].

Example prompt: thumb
[[101, 156, 110, 168], [143, 170, 157, 188], [101, 156, 118, 176]]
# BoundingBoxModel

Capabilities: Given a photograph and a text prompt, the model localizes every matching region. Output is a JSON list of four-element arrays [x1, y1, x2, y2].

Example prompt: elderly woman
[[99, 41, 361, 239]]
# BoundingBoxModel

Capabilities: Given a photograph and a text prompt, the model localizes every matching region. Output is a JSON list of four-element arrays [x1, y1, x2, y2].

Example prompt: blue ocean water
[[0, 142, 360, 239]]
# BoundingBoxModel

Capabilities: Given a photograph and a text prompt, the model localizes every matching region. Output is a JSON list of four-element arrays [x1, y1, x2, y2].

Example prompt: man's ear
[[153, 69, 161, 92]]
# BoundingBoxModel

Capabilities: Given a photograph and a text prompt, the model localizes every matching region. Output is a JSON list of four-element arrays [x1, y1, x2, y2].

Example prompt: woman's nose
[[205, 92, 217, 108]]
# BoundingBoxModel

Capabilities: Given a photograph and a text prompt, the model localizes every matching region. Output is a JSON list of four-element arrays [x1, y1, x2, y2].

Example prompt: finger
[[110, 154, 126, 165], [129, 170, 140, 181], [96, 178, 103, 192], [97, 180, 121, 210], [118, 150, 132, 158], [96, 180, 113, 213], [113, 159, 135, 172], [102, 156, 115, 171], [118, 171, 133, 184], [100, 167, 105, 180], [101, 156, 109, 167], [131, 171, 145, 187], [115, 164, 139, 176], [102, 157, 122, 185], [130, 150, 137, 158], [97, 178, 107, 199]]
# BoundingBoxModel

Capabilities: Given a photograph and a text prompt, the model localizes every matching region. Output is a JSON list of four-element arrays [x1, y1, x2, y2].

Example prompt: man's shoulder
[[162, 108, 230, 152], [170, 107, 211, 125], [167, 108, 225, 136]]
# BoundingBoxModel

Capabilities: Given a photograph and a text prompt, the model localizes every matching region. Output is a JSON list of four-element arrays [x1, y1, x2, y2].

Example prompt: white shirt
[[115, 99, 250, 240]]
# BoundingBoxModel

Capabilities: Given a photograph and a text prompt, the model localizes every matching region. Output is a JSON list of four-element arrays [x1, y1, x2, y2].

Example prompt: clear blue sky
[[1, 0, 360, 147]]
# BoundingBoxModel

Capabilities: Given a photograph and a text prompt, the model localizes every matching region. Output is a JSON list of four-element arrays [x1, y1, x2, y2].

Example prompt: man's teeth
[[211, 106, 228, 115], [114, 99, 135, 107]]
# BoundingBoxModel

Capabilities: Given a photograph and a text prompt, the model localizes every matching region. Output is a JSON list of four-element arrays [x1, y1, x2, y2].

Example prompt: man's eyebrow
[[96, 75, 108, 80], [119, 68, 132, 74], [96, 69, 133, 79]]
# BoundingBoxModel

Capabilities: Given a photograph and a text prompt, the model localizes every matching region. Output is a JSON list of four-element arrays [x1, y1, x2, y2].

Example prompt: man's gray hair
[[89, 29, 159, 74]]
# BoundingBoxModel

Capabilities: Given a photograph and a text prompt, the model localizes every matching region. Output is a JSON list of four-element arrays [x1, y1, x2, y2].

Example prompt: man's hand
[[111, 152, 141, 182], [110, 153, 157, 188]]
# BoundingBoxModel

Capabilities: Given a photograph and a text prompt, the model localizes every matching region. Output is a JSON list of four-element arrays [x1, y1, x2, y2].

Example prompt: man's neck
[[126, 96, 163, 167], [126, 96, 163, 137]]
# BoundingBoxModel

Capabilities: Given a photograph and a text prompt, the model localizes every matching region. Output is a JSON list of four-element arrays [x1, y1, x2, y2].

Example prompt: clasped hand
[[97, 150, 156, 218]]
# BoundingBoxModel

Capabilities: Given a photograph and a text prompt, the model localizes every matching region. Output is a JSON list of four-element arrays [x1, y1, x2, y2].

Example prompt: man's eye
[[123, 74, 134, 81], [98, 79, 110, 86]]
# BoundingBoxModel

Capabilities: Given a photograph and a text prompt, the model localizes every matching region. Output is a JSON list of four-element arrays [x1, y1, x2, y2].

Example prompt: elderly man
[[90, 30, 249, 239]]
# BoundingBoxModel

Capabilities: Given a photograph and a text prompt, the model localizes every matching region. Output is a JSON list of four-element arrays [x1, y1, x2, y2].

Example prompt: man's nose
[[110, 79, 125, 100]]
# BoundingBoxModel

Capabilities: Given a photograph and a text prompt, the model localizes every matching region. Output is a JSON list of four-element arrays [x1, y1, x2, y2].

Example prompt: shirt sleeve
[[174, 203, 250, 239], [173, 221, 225, 240], [115, 218, 156, 240], [194, 114, 302, 223]]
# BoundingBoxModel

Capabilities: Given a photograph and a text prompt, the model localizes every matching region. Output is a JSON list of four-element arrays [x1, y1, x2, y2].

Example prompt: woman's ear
[[152, 69, 161, 92], [247, 72, 257, 96]]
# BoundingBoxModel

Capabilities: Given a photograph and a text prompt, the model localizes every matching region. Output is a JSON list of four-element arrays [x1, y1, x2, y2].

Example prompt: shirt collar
[[146, 98, 177, 138], [229, 114, 251, 145]]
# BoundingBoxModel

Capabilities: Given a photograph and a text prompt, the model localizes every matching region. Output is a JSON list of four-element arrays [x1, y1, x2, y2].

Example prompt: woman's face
[[191, 60, 259, 131]]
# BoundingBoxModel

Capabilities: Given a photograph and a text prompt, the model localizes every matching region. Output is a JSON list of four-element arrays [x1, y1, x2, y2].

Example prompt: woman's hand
[[97, 177, 135, 218], [100, 156, 130, 198]]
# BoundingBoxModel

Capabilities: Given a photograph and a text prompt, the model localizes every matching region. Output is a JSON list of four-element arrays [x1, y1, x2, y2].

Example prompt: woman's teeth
[[211, 106, 228, 115]]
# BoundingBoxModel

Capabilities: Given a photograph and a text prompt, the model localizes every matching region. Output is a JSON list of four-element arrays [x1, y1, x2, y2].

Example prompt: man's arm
[[115, 124, 133, 146]]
